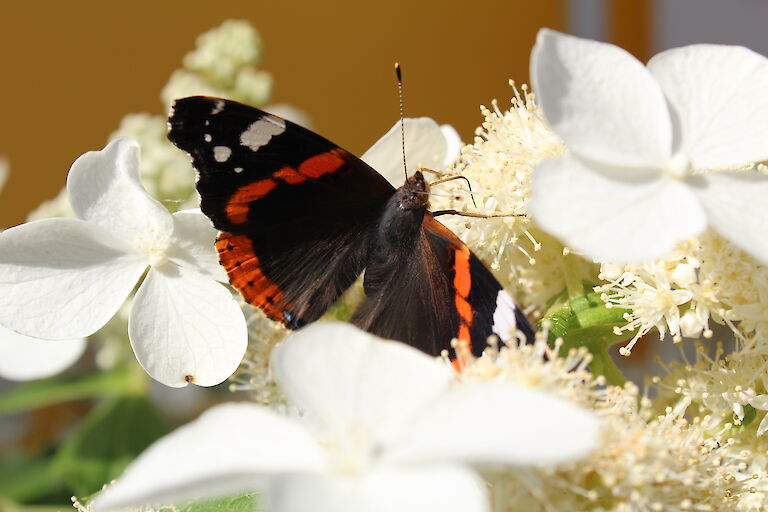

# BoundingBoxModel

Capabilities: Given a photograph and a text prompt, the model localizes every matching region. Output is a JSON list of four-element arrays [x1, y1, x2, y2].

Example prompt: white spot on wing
[[240, 116, 286, 151], [234, 167, 244, 173], [213, 146, 232, 162], [204, 134, 212, 143], [492, 290, 518, 342], [211, 100, 225, 115]]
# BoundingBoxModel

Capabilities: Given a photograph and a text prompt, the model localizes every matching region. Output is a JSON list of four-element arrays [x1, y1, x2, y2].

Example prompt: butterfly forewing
[[168, 97, 394, 327]]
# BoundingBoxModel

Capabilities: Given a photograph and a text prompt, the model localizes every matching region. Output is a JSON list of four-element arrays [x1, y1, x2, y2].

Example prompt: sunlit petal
[[67, 137, 174, 243], [167, 209, 227, 282], [129, 264, 247, 387], [0, 218, 146, 339], [385, 382, 599, 467], [689, 171, 768, 266], [271, 323, 452, 444], [531, 29, 671, 167], [530, 154, 706, 263], [648, 44, 768, 170]]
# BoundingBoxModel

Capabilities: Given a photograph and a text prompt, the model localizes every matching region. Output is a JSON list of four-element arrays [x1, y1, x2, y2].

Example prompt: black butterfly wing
[[422, 216, 535, 350], [168, 97, 395, 327], [352, 214, 534, 358]]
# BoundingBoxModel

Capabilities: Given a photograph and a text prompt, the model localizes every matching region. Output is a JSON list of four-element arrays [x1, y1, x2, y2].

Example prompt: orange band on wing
[[273, 167, 307, 185], [455, 295, 473, 324], [298, 149, 346, 178], [216, 232, 294, 324], [452, 246, 473, 349], [225, 179, 277, 224], [424, 216, 477, 362], [453, 248, 471, 298], [225, 151, 347, 225]]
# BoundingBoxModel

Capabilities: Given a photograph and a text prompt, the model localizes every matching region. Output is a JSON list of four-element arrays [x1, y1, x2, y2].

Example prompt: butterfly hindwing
[[352, 214, 532, 357], [168, 97, 395, 327]]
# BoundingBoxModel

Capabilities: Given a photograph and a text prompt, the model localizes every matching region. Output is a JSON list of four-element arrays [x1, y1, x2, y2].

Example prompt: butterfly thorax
[[374, 171, 429, 249]]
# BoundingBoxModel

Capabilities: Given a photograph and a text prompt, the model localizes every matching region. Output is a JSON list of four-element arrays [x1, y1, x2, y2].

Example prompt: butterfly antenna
[[428, 175, 478, 208], [396, 62, 407, 182]]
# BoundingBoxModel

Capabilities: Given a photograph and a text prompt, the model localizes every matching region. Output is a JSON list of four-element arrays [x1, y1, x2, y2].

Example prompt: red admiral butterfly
[[168, 97, 533, 358]]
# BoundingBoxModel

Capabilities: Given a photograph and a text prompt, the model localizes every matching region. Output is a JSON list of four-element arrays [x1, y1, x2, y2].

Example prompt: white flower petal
[[531, 29, 671, 167], [530, 154, 706, 263], [0, 218, 146, 339], [361, 118, 449, 186], [0, 325, 86, 381], [265, 466, 487, 512], [271, 323, 452, 443], [758, 414, 768, 437], [385, 382, 599, 467], [167, 210, 227, 282], [67, 138, 173, 243], [91, 403, 325, 512], [440, 124, 462, 166], [648, 44, 768, 170], [750, 395, 768, 411], [129, 264, 247, 387], [690, 171, 768, 266]]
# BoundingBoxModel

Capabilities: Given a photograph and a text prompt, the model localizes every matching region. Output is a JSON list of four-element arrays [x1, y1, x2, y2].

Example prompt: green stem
[[561, 250, 583, 301], [0, 366, 146, 417]]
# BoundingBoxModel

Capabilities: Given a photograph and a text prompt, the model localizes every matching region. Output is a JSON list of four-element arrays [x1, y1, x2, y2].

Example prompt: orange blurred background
[[0, 1, 651, 228]]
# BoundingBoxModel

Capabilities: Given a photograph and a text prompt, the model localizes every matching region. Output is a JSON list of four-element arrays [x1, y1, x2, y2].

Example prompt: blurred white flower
[[0, 157, 7, 193], [529, 29, 768, 265], [0, 138, 247, 387], [0, 325, 85, 381], [161, 20, 272, 108], [91, 323, 599, 512]]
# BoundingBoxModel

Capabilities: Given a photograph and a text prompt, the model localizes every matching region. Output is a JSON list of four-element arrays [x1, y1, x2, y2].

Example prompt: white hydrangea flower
[[0, 138, 247, 387], [529, 29, 768, 265], [91, 323, 599, 512]]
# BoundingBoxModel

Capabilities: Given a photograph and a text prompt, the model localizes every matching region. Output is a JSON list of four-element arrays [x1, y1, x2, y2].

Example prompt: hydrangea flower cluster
[[5, 21, 768, 512]]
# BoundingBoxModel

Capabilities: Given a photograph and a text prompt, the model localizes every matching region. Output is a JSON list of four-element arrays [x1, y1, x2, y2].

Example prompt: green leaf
[[0, 368, 138, 417], [539, 283, 637, 385], [178, 493, 260, 512], [52, 395, 169, 497]]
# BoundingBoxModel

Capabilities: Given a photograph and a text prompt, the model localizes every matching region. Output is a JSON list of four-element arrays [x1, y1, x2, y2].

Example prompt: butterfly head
[[396, 170, 429, 211]]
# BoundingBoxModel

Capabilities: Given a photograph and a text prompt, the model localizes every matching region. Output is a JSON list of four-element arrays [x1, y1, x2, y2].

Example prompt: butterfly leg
[[431, 209, 525, 219]]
